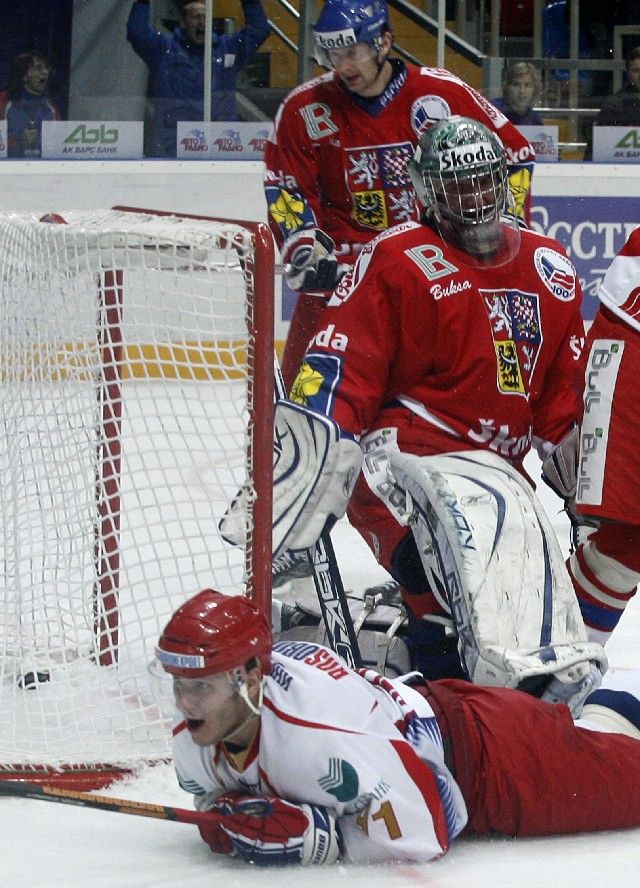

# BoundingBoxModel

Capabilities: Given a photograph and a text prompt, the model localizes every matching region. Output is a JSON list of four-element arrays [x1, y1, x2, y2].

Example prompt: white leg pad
[[388, 449, 608, 712]]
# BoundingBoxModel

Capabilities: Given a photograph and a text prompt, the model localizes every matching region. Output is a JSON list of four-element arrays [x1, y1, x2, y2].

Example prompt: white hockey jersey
[[171, 640, 468, 863]]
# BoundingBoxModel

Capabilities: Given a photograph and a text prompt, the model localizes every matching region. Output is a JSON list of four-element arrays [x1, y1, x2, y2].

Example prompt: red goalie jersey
[[293, 221, 584, 455], [264, 62, 535, 265], [289, 220, 585, 574]]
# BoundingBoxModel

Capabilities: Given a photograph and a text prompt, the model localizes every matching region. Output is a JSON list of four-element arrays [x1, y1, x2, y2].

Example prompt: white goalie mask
[[407, 115, 521, 267]]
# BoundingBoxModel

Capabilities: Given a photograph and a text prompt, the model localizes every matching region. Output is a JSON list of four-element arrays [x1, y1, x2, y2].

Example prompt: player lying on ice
[[261, 115, 605, 713], [154, 588, 640, 866]]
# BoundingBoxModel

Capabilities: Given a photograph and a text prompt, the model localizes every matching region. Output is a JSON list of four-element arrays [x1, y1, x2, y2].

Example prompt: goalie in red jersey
[[274, 115, 607, 713], [264, 0, 535, 390]]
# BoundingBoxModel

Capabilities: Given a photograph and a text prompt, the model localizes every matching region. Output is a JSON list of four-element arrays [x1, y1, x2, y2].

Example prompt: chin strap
[[229, 666, 264, 716]]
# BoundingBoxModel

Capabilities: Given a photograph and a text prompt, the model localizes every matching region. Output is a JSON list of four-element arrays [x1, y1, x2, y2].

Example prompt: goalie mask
[[313, 0, 390, 68], [407, 115, 520, 267]]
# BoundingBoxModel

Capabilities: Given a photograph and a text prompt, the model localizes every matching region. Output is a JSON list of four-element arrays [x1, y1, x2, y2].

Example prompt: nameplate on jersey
[[592, 126, 640, 162], [176, 122, 269, 160], [517, 125, 558, 163], [41, 121, 144, 159]]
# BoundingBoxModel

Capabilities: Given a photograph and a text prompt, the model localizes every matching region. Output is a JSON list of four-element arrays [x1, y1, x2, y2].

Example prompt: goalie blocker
[[220, 400, 362, 559]]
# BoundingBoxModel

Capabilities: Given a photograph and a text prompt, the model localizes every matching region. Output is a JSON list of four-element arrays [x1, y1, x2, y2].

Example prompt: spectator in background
[[491, 62, 544, 126], [593, 46, 640, 126], [127, 0, 270, 158], [0, 51, 59, 158]]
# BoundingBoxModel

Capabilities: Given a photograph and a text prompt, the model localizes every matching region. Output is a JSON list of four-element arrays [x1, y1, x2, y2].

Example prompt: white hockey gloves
[[281, 228, 348, 293], [199, 793, 340, 866], [540, 426, 579, 500]]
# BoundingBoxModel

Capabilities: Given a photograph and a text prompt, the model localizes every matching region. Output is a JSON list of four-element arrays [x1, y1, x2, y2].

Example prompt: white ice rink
[[3, 460, 640, 888]]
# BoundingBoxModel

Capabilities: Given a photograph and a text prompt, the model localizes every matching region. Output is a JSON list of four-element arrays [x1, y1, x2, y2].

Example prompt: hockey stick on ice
[[273, 356, 362, 668], [0, 780, 224, 827]]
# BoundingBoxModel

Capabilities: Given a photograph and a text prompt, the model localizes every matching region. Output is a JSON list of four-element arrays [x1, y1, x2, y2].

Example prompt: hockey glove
[[541, 426, 579, 500], [282, 229, 347, 293], [212, 794, 340, 866], [195, 789, 244, 855]]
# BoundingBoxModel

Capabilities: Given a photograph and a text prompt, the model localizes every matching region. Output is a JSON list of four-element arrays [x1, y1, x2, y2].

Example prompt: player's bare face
[[23, 58, 50, 96], [172, 673, 251, 746], [628, 58, 640, 90], [329, 38, 392, 97]]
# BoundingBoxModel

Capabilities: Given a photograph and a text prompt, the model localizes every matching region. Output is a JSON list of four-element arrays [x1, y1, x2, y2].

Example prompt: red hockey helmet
[[155, 589, 271, 678]]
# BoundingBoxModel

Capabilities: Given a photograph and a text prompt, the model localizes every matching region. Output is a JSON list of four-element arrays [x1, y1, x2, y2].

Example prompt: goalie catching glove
[[199, 793, 340, 866], [282, 228, 348, 293]]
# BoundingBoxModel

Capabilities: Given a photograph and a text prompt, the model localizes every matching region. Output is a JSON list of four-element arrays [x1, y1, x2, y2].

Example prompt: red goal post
[[0, 206, 275, 788]]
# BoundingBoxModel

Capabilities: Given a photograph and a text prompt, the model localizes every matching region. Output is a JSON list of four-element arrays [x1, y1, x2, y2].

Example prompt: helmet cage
[[313, 0, 389, 68], [425, 159, 508, 227], [408, 116, 508, 227]]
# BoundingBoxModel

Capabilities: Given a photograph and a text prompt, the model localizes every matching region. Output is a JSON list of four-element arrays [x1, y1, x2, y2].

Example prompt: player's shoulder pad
[[521, 225, 571, 256], [280, 71, 336, 107], [327, 220, 422, 306]]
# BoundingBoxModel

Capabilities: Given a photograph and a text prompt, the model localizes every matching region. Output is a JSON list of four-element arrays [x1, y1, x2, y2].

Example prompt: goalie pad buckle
[[388, 449, 608, 715]]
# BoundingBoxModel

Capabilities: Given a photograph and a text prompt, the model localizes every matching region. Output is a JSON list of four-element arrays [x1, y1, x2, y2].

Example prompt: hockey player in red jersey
[[264, 0, 535, 389], [284, 116, 586, 683], [561, 229, 640, 644], [155, 588, 640, 867]]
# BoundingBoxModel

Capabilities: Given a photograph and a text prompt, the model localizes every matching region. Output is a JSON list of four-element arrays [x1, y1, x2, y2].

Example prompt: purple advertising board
[[530, 197, 640, 320], [280, 196, 640, 325]]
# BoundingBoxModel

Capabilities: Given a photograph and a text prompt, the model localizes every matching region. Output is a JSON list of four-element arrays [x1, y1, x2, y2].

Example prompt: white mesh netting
[[0, 209, 272, 773]]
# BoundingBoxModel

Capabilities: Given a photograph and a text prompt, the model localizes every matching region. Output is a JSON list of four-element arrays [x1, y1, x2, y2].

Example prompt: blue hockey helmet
[[313, 0, 391, 67]]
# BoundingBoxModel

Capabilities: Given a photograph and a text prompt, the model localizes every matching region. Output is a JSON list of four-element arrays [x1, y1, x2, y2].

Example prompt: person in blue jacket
[[127, 0, 270, 157]]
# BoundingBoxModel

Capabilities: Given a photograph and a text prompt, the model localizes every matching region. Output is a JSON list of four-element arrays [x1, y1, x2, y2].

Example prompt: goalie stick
[[0, 780, 224, 827], [273, 357, 362, 669]]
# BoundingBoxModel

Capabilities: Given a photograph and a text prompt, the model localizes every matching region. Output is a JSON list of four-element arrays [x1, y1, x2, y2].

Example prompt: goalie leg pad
[[387, 449, 608, 713]]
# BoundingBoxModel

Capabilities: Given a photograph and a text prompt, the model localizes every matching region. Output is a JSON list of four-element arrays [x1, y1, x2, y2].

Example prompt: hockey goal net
[[0, 207, 274, 787]]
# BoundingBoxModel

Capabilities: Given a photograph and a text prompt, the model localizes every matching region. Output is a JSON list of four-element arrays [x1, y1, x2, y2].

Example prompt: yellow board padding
[[1, 341, 253, 382]]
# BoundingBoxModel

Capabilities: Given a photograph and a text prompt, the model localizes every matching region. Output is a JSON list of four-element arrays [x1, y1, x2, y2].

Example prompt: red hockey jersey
[[597, 227, 640, 332], [264, 62, 535, 263], [290, 221, 584, 463]]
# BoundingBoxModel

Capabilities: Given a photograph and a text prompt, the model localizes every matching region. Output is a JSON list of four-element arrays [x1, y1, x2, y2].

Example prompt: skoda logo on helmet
[[439, 141, 498, 171], [315, 28, 357, 49]]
